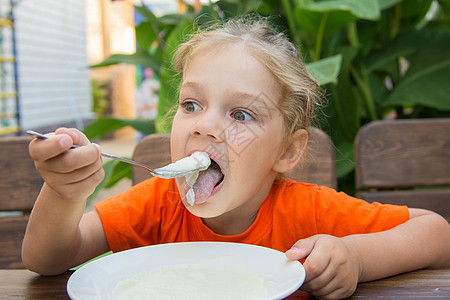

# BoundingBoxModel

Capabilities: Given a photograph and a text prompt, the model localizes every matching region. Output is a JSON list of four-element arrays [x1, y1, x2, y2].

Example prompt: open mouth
[[187, 158, 225, 204], [206, 159, 225, 188]]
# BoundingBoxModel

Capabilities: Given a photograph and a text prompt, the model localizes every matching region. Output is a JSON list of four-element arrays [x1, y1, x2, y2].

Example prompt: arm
[[286, 208, 450, 299], [347, 208, 450, 279], [22, 128, 110, 275]]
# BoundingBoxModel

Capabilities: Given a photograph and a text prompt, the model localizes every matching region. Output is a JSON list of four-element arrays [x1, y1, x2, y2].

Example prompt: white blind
[[15, 0, 92, 129]]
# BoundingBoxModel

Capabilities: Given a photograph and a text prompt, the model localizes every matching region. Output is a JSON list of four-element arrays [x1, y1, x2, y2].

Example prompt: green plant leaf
[[295, 8, 357, 39], [366, 46, 416, 74], [294, 0, 380, 39], [135, 22, 157, 51], [324, 46, 360, 140], [134, 5, 158, 23], [384, 28, 450, 110], [156, 18, 193, 133], [216, 0, 240, 18], [378, 0, 402, 10], [215, 0, 261, 18], [159, 13, 189, 25], [86, 159, 116, 205], [89, 50, 161, 71], [243, 0, 265, 14], [335, 141, 355, 177], [306, 54, 343, 85], [439, 0, 450, 14], [306, 0, 380, 20], [367, 72, 390, 109], [104, 161, 132, 188], [83, 117, 155, 141], [365, 26, 423, 74], [401, 0, 433, 24], [328, 77, 360, 141]]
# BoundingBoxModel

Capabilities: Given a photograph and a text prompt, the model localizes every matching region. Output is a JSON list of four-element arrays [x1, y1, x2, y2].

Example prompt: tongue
[[190, 164, 223, 203]]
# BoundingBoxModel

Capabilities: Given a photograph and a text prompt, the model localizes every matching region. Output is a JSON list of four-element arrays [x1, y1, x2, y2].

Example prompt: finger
[[285, 236, 319, 260], [310, 257, 359, 299], [302, 238, 333, 284], [50, 167, 105, 201], [285, 248, 303, 260], [39, 156, 104, 186], [55, 127, 90, 147], [36, 143, 101, 174], [318, 284, 357, 300], [302, 240, 355, 297], [29, 132, 74, 162], [302, 263, 338, 296]]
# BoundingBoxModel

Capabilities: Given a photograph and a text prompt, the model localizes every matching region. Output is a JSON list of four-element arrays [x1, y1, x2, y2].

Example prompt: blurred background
[[1, 0, 449, 201], [0, 0, 187, 137]]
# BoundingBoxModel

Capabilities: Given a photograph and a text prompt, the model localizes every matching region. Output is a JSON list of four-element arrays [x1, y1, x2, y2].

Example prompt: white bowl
[[67, 242, 305, 300]]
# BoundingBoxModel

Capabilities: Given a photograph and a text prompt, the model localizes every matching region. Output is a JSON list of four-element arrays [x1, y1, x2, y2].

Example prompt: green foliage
[[83, 117, 155, 203], [86, 159, 131, 204], [91, 80, 108, 118], [89, 0, 450, 195], [83, 117, 155, 141]]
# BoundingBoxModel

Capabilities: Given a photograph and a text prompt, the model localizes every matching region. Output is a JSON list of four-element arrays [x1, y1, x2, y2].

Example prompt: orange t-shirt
[[95, 177, 409, 253]]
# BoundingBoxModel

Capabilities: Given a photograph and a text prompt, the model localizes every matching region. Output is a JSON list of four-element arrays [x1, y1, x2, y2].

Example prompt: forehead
[[181, 43, 282, 106]]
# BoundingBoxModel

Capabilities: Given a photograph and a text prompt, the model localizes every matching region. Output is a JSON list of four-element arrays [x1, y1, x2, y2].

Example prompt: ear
[[273, 129, 308, 173]]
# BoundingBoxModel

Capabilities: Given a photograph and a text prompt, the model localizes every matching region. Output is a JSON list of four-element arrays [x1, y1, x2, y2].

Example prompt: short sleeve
[[94, 178, 180, 252], [313, 186, 409, 236]]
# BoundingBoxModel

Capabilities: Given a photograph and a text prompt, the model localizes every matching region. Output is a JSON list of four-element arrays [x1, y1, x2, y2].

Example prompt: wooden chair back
[[132, 127, 337, 189], [354, 119, 450, 222], [0, 136, 43, 269]]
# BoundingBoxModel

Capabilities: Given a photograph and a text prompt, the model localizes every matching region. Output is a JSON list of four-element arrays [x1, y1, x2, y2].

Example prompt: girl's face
[[171, 43, 286, 222]]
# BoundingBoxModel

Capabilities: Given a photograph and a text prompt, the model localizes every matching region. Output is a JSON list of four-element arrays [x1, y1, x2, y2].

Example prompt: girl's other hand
[[28, 127, 104, 202], [285, 234, 361, 299]]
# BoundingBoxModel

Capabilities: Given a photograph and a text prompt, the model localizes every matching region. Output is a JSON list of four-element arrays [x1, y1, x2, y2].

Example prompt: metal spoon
[[26, 130, 203, 178]]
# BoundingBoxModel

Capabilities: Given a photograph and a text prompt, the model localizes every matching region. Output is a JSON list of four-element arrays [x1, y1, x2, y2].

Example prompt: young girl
[[23, 18, 450, 299]]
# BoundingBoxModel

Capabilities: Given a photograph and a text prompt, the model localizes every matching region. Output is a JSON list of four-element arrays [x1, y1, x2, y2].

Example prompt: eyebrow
[[181, 81, 260, 102], [180, 81, 203, 92], [229, 90, 260, 102]]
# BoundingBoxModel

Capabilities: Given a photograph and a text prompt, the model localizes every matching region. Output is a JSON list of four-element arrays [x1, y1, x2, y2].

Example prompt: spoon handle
[[26, 130, 156, 173]]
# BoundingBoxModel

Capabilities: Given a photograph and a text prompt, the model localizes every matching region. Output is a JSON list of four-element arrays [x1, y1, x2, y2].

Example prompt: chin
[[184, 201, 226, 219]]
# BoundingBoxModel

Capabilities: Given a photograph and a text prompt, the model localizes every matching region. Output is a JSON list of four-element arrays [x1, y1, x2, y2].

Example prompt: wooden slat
[[0, 270, 73, 298], [358, 190, 450, 223], [132, 128, 337, 189], [285, 127, 336, 189], [355, 119, 450, 190], [0, 215, 29, 269], [132, 134, 171, 185], [0, 136, 43, 211], [350, 269, 450, 298]]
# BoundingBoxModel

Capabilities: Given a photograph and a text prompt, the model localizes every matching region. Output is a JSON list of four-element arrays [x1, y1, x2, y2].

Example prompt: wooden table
[[0, 268, 449, 299]]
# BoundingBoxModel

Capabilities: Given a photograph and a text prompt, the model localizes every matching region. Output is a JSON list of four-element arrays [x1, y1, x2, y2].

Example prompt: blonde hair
[[173, 17, 321, 140]]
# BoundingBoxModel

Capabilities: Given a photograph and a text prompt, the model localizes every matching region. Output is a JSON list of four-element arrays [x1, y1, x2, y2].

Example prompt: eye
[[182, 101, 201, 113], [232, 109, 255, 122]]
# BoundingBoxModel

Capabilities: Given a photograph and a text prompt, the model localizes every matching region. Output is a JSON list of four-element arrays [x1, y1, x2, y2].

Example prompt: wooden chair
[[132, 127, 337, 189], [0, 136, 43, 269], [354, 119, 450, 222]]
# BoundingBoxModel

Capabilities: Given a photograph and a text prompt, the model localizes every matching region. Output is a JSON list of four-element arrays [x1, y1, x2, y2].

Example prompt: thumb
[[285, 236, 319, 260]]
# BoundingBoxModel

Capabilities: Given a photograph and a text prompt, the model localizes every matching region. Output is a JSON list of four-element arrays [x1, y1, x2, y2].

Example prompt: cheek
[[228, 128, 281, 157], [170, 116, 189, 159], [223, 126, 261, 155]]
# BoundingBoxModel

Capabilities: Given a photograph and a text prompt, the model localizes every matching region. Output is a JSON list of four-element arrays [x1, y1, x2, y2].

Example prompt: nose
[[190, 111, 225, 142]]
